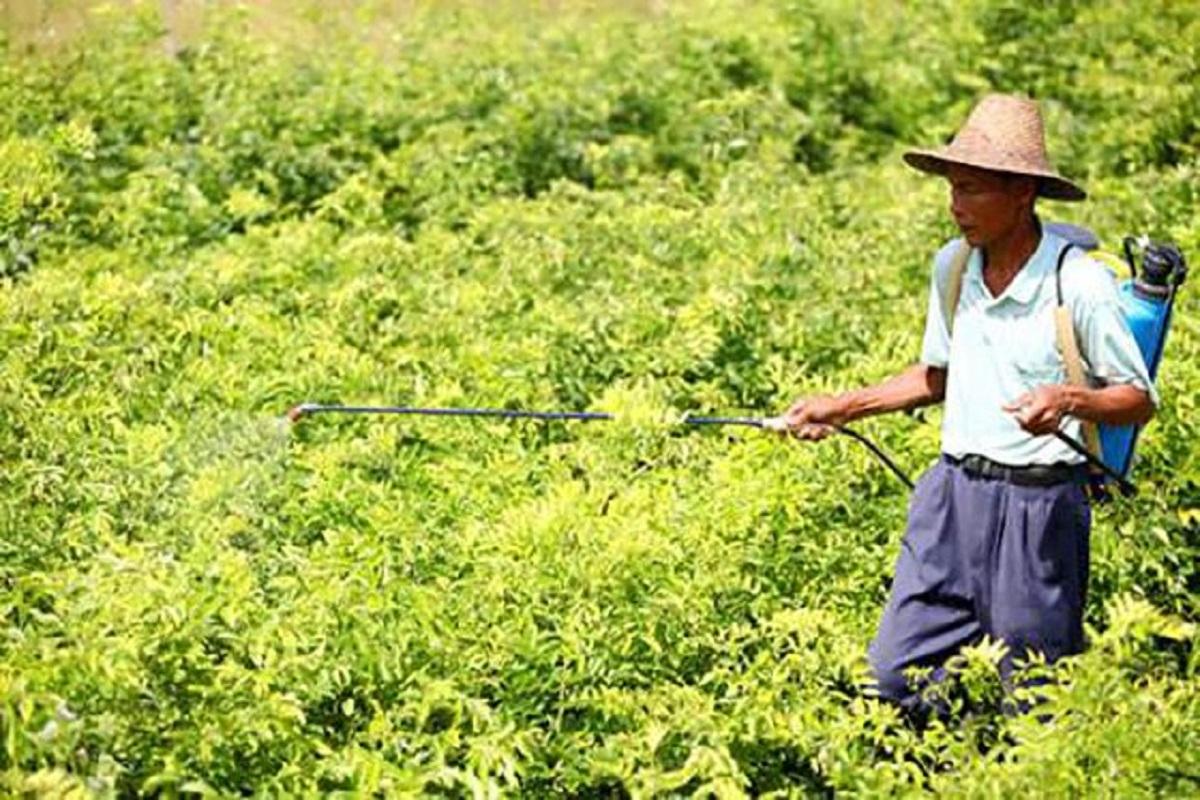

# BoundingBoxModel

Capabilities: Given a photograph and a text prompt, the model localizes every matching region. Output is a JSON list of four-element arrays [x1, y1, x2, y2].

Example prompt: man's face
[[946, 164, 1036, 247]]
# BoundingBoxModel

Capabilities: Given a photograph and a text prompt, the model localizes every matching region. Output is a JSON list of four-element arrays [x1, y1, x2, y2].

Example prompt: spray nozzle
[[286, 403, 319, 423]]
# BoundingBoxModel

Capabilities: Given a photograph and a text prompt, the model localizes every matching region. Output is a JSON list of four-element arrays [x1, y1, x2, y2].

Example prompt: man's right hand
[[779, 394, 850, 441]]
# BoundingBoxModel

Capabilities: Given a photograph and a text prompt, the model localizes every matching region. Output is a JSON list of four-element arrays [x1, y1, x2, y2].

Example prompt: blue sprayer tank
[[1097, 238, 1188, 479]]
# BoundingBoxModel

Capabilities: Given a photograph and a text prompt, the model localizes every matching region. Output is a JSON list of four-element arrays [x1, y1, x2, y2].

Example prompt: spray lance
[[286, 402, 921, 490], [286, 401, 1141, 496]]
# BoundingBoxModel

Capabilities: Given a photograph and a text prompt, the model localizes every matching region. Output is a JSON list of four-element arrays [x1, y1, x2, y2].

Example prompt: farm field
[[2, 1, 1198, 795]]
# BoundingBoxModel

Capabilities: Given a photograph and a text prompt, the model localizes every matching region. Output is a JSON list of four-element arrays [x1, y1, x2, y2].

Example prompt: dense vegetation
[[2, 1, 1198, 795]]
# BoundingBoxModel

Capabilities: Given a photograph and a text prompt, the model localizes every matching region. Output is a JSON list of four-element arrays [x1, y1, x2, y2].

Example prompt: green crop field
[[2, 1, 1198, 796]]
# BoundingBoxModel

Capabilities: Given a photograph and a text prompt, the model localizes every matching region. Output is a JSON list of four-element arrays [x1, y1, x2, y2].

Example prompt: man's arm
[[1002, 382, 1154, 435], [1065, 383, 1155, 426], [783, 363, 946, 440], [780, 242, 954, 440]]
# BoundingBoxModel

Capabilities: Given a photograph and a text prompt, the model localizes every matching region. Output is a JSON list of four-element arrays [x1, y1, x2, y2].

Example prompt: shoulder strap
[[1053, 244, 1104, 463], [942, 240, 972, 333]]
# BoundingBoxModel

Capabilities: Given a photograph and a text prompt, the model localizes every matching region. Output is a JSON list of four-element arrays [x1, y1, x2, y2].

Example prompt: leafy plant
[[1, 0, 1197, 795]]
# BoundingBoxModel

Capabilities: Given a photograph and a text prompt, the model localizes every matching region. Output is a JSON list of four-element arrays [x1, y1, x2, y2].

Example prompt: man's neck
[[982, 216, 1041, 280]]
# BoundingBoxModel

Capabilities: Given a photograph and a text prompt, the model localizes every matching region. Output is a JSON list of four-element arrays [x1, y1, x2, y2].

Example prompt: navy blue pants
[[869, 456, 1091, 711]]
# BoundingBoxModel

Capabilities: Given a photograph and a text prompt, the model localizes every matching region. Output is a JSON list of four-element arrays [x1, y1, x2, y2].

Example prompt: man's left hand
[[1003, 385, 1071, 436]]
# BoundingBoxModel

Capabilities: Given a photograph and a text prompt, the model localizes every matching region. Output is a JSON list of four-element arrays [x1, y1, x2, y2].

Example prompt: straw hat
[[903, 93, 1086, 202]]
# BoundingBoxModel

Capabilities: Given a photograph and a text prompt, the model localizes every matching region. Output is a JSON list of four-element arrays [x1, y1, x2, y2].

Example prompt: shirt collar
[[969, 224, 1059, 306]]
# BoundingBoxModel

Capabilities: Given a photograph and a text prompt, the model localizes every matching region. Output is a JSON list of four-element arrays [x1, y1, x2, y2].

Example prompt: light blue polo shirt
[[920, 228, 1158, 466]]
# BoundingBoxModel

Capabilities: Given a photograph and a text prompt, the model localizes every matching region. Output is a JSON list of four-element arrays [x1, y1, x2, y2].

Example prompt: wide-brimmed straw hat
[[903, 93, 1086, 202]]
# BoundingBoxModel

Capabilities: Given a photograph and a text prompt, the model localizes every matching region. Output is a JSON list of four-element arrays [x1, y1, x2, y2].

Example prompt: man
[[782, 94, 1157, 714]]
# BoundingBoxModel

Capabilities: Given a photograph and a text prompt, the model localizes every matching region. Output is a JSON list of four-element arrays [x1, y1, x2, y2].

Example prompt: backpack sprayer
[[1097, 237, 1187, 476], [285, 403, 917, 489], [1051, 230, 1187, 498]]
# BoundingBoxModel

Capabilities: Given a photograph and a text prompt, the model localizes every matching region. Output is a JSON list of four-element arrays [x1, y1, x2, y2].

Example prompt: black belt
[[944, 453, 1085, 487]]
